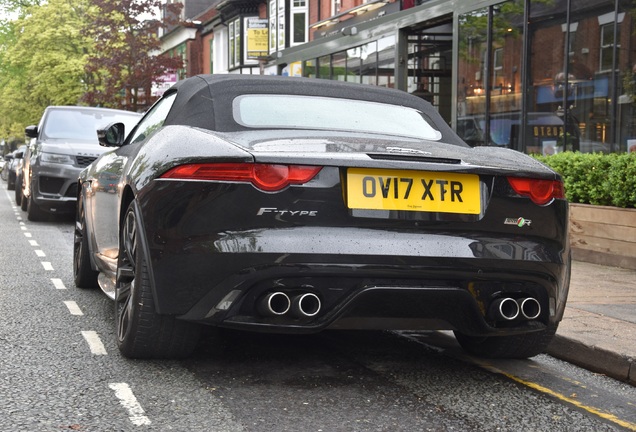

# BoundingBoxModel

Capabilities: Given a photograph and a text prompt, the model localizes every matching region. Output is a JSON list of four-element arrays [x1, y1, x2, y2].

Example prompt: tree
[[82, 0, 183, 112], [0, 0, 92, 137]]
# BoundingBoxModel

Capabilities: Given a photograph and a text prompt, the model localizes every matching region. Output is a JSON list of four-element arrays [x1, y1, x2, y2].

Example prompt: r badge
[[504, 217, 532, 227]]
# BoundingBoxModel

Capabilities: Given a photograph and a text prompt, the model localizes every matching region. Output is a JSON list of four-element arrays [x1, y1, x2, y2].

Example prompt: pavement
[[546, 260, 636, 385]]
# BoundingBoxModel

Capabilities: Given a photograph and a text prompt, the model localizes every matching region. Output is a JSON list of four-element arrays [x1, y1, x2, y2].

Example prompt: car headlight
[[40, 152, 75, 165]]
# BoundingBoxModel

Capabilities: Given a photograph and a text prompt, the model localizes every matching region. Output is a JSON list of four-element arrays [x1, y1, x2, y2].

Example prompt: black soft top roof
[[163, 74, 465, 146]]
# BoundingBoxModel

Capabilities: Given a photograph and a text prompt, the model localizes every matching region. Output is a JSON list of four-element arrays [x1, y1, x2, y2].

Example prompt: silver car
[[21, 106, 141, 221]]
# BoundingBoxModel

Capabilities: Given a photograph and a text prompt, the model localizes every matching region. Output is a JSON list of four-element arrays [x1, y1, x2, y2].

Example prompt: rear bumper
[[156, 252, 569, 337]]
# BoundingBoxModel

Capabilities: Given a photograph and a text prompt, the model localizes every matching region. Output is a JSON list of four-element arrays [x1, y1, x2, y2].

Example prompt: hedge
[[533, 152, 636, 209]]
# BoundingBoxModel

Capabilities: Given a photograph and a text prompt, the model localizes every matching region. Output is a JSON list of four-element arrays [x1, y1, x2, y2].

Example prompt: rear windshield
[[233, 94, 442, 141], [42, 109, 140, 141]]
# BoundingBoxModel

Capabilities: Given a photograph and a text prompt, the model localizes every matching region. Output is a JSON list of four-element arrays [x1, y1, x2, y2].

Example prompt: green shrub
[[533, 152, 636, 209]]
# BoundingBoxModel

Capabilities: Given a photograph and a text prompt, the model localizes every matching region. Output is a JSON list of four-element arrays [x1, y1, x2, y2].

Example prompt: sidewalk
[[546, 260, 636, 385]]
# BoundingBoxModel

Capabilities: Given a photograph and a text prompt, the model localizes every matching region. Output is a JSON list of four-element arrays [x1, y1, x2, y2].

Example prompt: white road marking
[[20, 225, 27, 231], [41, 262, 54, 271], [28, 240, 38, 246], [64, 301, 84, 316], [51, 278, 66, 290], [109, 383, 152, 426], [81, 331, 107, 355], [24, 232, 32, 238], [35, 250, 46, 257]]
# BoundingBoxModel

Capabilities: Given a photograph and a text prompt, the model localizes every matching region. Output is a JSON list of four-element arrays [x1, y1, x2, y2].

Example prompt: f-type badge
[[505, 217, 532, 227], [257, 207, 317, 216]]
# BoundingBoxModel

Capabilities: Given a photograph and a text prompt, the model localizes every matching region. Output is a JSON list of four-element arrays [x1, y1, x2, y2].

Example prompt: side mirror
[[25, 125, 38, 138], [97, 122, 126, 147]]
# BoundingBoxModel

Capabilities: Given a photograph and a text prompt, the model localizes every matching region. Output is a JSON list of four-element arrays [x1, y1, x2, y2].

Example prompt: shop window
[[304, 59, 317, 78], [347, 48, 362, 83], [318, 55, 331, 79], [332, 51, 346, 81], [376, 35, 396, 88], [361, 42, 378, 86], [456, 2, 523, 150]]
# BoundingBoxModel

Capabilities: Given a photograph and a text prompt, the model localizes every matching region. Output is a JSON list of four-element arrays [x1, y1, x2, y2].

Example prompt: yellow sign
[[347, 168, 481, 214], [247, 18, 269, 59]]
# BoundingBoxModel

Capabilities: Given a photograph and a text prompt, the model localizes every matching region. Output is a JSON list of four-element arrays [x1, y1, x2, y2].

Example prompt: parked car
[[1, 153, 10, 182], [20, 106, 142, 221], [14, 146, 26, 205], [74, 74, 571, 360], [5, 145, 26, 191]]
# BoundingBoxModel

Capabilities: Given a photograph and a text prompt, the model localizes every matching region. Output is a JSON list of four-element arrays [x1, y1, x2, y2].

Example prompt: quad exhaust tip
[[258, 291, 321, 318], [518, 297, 541, 320], [257, 291, 291, 316], [291, 293, 321, 318], [489, 297, 520, 321], [489, 296, 542, 322]]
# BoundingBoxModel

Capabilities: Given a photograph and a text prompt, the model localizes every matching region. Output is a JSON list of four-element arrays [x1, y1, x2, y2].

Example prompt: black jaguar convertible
[[74, 74, 570, 359]]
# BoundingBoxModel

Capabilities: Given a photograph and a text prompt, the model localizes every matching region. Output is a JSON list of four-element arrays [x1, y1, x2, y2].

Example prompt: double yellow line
[[478, 361, 636, 431]]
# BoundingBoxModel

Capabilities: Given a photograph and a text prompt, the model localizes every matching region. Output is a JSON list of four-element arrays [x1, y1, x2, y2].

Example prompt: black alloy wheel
[[20, 186, 28, 211], [15, 175, 22, 205], [115, 201, 201, 359], [26, 182, 46, 221]]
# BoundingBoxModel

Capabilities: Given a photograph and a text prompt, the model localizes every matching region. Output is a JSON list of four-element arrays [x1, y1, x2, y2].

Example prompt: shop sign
[[247, 18, 269, 59], [533, 125, 564, 138], [151, 72, 177, 97]]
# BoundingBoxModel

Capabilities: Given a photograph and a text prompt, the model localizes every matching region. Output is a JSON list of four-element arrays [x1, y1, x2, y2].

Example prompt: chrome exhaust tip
[[518, 297, 541, 320], [291, 293, 321, 318], [257, 292, 291, 316], [489, 297, 520, 321]]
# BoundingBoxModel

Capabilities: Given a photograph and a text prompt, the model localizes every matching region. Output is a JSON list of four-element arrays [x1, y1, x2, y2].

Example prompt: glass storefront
[[274, 0, 634, 154], [302, 36, 397, 87], [456, 0, 635, 154]]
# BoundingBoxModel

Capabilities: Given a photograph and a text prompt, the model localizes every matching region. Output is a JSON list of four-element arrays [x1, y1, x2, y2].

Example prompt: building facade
[[161, 0, 636, 155]]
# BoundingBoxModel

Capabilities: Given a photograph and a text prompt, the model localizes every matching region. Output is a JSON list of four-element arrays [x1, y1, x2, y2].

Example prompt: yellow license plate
[[346, 168, 481, 214]]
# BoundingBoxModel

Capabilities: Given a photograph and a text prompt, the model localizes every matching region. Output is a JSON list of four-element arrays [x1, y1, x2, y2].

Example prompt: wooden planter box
[[569, 203, 636, 270]]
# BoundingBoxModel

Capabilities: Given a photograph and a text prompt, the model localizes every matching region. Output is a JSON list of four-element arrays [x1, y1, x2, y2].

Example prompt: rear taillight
[[160, 163, 322, 192], [507, 177, 565, 205]]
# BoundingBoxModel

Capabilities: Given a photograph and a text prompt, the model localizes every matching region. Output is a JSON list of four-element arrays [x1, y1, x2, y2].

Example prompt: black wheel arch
[[121, 193, 162, 315]]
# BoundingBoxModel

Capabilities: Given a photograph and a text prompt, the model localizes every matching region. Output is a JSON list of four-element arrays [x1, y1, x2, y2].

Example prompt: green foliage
[[0, 0, 178, 137], [534, 152, 636, 208], [0, 0, 91, 135]]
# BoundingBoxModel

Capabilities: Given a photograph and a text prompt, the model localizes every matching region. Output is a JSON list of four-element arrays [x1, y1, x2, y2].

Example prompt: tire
[[7, 173, 15, 190], [20, 188, 28, 211], [73, 195, 99, 289], [26, 193, 47, 221], [15, 175, 22, 206], [115, 201, 201, 359], [454, 324, 558, 359]]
